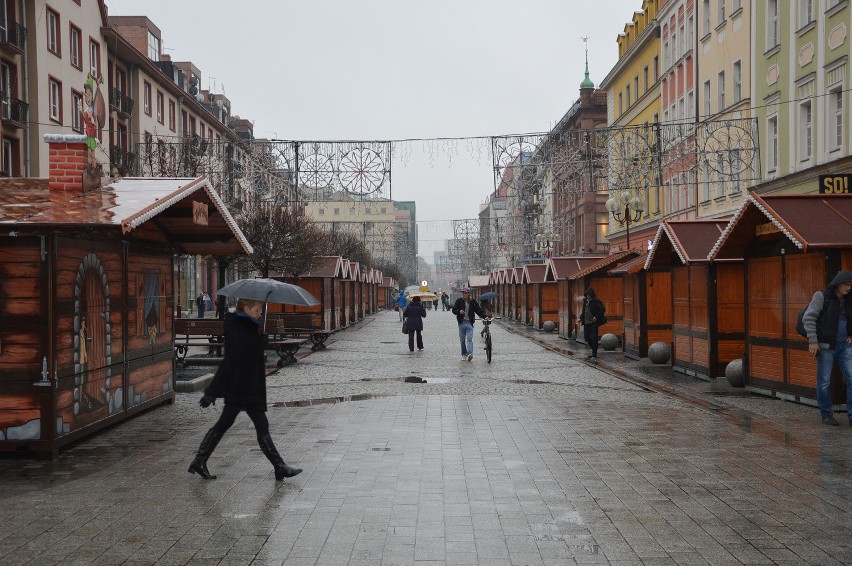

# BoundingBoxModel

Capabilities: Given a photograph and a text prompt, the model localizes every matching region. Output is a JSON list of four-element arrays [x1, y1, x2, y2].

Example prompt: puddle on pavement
[[359, 376, 457, 384], [513, 379, 552, 384], [271, 393, 394, 407]]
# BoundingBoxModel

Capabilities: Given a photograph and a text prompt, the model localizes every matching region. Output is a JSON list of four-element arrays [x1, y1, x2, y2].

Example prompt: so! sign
[[819, 174, 852, 194]]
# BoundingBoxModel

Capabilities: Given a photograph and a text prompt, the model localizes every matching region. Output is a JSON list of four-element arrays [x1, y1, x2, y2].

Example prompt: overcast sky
[[106, 0, 641, 261]]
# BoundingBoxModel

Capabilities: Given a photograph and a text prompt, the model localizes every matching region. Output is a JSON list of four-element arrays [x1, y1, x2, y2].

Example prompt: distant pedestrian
[[433, 297, 440, 311], [452, 287, 485, 361], [403, 296, 427, 351], [802, 270, 852, 426], [397, 292, 408, 321], [189, 298, 302, 481], [196, 293, 205, 318], [441, 291, 450, 311], [582, 288, 605, 359]]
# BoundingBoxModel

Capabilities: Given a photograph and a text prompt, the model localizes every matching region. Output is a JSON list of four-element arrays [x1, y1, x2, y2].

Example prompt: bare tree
[[236, 204, 328, 278], [323, 228, 373, 267]]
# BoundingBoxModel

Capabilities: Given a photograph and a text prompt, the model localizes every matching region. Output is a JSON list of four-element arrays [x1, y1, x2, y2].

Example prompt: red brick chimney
[[44, 134, 95, 192]]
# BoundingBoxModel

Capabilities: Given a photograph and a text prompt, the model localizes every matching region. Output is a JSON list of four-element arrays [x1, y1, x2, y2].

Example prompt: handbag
[[402, 320, 409, 334], [394, 303, 399, 311]]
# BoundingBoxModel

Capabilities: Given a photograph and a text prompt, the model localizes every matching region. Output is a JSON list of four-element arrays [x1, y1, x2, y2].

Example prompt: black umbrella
[[217, 278, 319, 306], [480, 291, 499, 301]]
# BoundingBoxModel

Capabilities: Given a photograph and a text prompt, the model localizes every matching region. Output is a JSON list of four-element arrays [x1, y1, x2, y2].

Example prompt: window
[[799, 100, 812, 161], [156, 91, 164, 124], [381, 207, 387, 213], [664, 39, 669, 67], [181, 110, 187, 135], [168, 100, 176, 131], [718, 0, 726, 23], [830, 88, 843, 151], [626, 84, 631, 107], [319, 208, 325, 215], [618, 92, 623, 115], [2, 138, 14, 177], [634, 76, 639, 101], [147, 31, 160, 61], [767, 115, 778, 171], [189, 116, 196, 136], [687, 91, 694, 120], [733, 0, 742, 11], [46, 8, 59, 55], [687, 15, 694, 49], [717, 70, 725, 110], [733, 61, 742, 103], [143, 81, 152, 116], [653, 56, 659, 82], [334, 208, 340, 215], [0, 62, 10, 119], [798, 0, 813, 29], [89, 39, 101, 78], [704, 80, 711, 117], [730, 149, 742, 193], [702, 0, 711, 35], [48, 77, 62, 123], [643, 66, 649, 92], [767, 0, 779, 49], [71, 89, 83, 132], [596, 212, 609, 244], [69, 24, 82, 69]]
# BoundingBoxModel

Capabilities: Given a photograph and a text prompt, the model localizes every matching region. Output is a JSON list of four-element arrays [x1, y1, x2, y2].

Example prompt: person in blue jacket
[[397, 291, 408, 321]]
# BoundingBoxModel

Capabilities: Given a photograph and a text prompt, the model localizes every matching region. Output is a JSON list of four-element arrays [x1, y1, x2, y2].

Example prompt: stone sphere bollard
[[648, 341, 671, 364], [725, 359, 744, 387], [542, 320, 556, 332], [600, 333, 619, 351]]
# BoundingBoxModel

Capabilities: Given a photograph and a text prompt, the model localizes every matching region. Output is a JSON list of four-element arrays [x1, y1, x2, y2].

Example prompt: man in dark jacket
[[802, 270, 852, 426], [189, 298, 302, 480], [452, 287, 485, 361], [582, 288, 605, 359]]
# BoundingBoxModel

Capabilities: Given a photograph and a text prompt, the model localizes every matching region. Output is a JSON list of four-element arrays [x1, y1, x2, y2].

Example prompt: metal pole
[[625, 205, 631, 250]]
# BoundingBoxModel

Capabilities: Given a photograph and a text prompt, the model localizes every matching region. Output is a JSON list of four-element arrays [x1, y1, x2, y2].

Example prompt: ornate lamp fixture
[[606, 190, 645, 249], [535, 230, 559, 259]]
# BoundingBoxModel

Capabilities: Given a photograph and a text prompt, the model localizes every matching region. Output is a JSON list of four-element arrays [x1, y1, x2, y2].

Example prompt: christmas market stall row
[[0, 134, 251, 457]]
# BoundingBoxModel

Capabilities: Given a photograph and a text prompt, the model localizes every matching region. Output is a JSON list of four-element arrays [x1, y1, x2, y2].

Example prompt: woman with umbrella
[[188, 297, 302, 481]]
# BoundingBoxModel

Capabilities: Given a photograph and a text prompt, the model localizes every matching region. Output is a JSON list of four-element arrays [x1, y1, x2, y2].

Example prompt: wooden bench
[[267, 313, 332, 351], [174, 318, 225, 366], [266, 337, 307, 367]]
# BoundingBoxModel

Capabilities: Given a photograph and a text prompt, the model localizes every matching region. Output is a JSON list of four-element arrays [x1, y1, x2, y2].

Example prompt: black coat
[[403, 301, 426, 331], [452, 297, 485, 325], [205, 313, 267, 411]]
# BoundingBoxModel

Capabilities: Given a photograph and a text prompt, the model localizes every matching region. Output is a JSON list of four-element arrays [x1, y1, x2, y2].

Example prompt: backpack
[[597, 300, 607, 325], [796, 290, 827, 338]]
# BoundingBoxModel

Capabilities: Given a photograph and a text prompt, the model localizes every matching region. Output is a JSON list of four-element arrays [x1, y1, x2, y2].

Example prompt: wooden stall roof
[[570, 250, 638, 280], [510, 266, 524, 284], [710, 193, 852, 260], [522, 263, 548, 284], [303, 256, 345, 278], [646, 220, 731, 269], [494, 268, 509, 284], [609, 252, 649, 275], [545, 255, 606, 282], [469, 275, 490, 289], [381, 276, 395, 288], [0, 176, 252, 255]]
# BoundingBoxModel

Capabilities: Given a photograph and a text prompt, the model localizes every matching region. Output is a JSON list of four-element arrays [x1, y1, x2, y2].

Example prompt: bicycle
[[480, 316, 493, 363]]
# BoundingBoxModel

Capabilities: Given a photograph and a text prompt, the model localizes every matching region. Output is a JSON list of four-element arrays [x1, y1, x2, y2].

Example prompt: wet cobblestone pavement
[[1, 310, 851, 565]]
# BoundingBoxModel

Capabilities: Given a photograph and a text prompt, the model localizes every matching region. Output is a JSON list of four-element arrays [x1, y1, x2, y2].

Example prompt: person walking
[[452, 287, 485, 361], [403, 296, 427, 351], [195, 293, 205, 318], [442, 291, 450, 311], [802, 270, 852, 426], [189, 298, 302, 481], [582, 288, 605, 359], [397, 291, 408, 322]]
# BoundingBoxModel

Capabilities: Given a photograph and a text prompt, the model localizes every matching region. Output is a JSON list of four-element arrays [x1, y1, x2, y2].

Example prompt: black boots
[[258, 434, 302, 480], [188, 428, 223, 479]]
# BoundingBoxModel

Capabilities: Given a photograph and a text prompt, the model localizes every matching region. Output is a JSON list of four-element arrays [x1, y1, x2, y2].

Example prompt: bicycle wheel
[[485, 331, 492, 363]]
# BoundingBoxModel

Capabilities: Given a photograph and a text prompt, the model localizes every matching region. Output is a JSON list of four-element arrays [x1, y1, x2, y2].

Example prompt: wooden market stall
[[522, 264, 551, 328], [0, 143, 250, 455], [547, 256, 605, 340], [510, 267, 524, 321], [709, 194, 852, 403], [609, 252, 672, 360], [570, 251, 638, 345], [646, 220, 744, 379], [270, 256, 344, 331], [379, 276, 397, 311]]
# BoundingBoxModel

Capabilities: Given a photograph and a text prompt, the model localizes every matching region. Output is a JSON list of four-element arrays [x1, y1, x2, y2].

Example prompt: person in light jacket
[[189, 298, 302, 480], [802, 270, 852, 426]]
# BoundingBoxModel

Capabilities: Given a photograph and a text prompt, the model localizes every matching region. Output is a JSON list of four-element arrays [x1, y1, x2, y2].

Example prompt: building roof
[[522, 263, 548, 284], [710, 194, 852, 260], [609, 252, 649, 275], [646, 219, 731, 269], [0, 176, 251, 255], [545, 255, 607, 281], [570, 250, 638, 280]]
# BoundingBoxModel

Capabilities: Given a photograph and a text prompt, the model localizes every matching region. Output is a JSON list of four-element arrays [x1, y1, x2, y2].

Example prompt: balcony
[[109, 88, 134, 117], [110, 145, 135, 176], [0, 21, 27, 54], [1, 94, 27, 128]]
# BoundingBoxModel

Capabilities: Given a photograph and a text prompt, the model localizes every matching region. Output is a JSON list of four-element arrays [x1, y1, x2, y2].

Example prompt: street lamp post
[[535, 230, 559, 259], [605, 191, 645, 250]]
